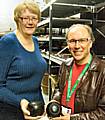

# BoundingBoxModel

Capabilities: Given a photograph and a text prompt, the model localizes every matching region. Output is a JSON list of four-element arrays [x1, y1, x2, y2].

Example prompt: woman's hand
[[20, 99, 30, 116], [20, 99, 46, 120]]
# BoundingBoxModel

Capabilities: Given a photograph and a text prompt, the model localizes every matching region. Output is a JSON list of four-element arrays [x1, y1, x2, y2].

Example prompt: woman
[[0, 1, 47, 120]]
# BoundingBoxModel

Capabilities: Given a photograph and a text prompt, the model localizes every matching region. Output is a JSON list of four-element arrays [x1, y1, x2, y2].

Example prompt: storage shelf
[[41, 0, 105, 18], [41, 52, 70, 65], [38, 17, 105, 28], [41, 3, 89, 18], [54, 0, 105, 6], [39, 0, 105, 99], [38, 36, 66, 41]]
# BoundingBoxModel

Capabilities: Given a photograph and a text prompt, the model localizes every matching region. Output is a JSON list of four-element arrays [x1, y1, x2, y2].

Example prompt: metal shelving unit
[[38, 17, 105, 28], [41, 53, 68, 65], [38, 0, 105, 66], [38, 0, 105, 99]]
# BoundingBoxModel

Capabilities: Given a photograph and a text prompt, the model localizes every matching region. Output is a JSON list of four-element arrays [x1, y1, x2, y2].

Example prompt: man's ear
[[89, 41, 93, 48]]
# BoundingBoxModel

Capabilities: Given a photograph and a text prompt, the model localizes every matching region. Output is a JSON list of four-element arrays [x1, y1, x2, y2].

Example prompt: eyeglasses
[[19, 16, 38, 23], [67, 38, 89, 45]]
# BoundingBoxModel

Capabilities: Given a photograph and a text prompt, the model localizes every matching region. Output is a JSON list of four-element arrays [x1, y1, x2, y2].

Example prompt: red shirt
[[61, 63, 86, 114]]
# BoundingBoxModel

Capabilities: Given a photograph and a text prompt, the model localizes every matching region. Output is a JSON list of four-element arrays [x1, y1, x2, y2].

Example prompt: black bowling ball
[[46, 100, 61, 118], [28, 101, 44, 117]]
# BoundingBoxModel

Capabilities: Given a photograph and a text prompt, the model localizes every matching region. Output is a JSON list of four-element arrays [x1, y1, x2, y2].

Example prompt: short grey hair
[[66, 24, 95, 42]]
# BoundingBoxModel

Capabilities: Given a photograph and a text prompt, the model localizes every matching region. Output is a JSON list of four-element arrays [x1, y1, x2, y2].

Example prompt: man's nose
[[75, 40, 80, 47]]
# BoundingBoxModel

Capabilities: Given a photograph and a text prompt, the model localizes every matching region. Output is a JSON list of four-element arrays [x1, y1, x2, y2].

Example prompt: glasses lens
[[67, 38, 88, 45], [79, 38, 88, 44], [19, 17, 38, 22]]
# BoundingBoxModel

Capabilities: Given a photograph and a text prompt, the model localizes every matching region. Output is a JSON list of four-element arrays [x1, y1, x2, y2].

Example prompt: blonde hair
[[66, 24, 95, 42], [14, 1, 41, 24]]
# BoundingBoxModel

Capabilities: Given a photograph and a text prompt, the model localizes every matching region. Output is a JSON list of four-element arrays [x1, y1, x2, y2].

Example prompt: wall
[[0, 0, 24, 32], [0, 0, 45, 33]]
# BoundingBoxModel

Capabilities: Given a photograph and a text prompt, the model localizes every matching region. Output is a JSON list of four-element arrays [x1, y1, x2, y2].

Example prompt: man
[[52, 24, 105, 120]]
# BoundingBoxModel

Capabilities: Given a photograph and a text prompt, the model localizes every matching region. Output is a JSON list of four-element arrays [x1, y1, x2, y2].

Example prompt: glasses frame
[[67, 38, 90, 46], [19, 16, 38, 23]]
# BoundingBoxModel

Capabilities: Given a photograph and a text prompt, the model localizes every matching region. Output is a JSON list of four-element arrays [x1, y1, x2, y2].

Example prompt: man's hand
[[52, 114, 70, 120]]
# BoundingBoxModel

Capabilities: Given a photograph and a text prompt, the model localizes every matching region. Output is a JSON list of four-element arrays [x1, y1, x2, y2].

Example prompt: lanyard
[[66, 54, 92, 102]]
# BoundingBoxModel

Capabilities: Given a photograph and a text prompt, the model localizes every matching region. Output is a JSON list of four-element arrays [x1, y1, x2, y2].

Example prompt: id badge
[[61, 105, 71, 115]]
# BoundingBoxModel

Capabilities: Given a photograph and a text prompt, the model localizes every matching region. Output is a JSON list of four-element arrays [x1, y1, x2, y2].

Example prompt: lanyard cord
[[66, 54, 92, 102]]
